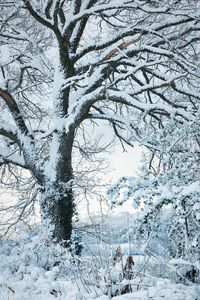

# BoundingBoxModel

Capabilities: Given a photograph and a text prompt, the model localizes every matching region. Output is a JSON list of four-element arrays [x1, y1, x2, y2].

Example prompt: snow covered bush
[[0, 226, 86, 299]]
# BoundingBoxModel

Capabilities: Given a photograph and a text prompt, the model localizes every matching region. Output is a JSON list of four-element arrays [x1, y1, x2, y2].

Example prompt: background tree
[[108, 117, 200, 260], [0, 0, 199, 244]]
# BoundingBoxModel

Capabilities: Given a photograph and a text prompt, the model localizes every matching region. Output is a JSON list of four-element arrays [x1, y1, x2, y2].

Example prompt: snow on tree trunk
[[38, 49, 76, 243], [41, 182, 74, 243]]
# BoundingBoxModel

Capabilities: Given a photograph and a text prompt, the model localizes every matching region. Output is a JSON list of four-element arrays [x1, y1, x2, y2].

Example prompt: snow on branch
[[0, 88, 30, 135], [106, 89, 194, 121], [0, 120, 18, 143], [0, 145, 27, 169]]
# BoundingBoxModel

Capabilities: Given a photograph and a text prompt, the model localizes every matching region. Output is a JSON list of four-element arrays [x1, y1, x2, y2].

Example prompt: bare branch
[[22, 0, 54, 29]]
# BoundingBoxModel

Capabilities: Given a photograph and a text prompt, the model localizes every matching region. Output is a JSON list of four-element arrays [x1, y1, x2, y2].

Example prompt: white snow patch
[[0, 44, 10, 64]]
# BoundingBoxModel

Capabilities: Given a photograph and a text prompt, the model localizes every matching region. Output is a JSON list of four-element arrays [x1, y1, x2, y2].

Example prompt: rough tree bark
[[41, 130, 75, 243]]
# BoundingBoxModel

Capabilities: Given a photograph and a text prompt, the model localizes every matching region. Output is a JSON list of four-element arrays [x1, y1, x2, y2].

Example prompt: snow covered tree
[[108, 118, 200, 260], [0, 0, 199, 245]]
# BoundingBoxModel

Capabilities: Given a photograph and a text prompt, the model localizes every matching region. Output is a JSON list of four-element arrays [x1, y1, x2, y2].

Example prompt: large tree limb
[[100, 35, 142, 63], [70, 0, 99, 53], [0, 89, 29, 134], [0, 89, 44, 182]]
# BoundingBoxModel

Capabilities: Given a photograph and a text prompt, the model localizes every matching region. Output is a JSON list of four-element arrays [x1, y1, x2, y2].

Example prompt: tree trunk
[[40, 130, 75, 245], [40, 180, 75, 244]]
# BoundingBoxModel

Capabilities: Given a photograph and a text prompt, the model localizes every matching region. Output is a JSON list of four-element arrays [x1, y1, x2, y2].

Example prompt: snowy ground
[[1, 279, 200, 300], [0, 233, 200, 300], [1, 259, 200, 300], [111, 284, 200, 300]]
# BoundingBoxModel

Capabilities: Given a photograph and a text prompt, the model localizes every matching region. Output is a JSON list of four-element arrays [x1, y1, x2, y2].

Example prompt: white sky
[[107, 144, 142, 215], [110, 144, 141, 180]]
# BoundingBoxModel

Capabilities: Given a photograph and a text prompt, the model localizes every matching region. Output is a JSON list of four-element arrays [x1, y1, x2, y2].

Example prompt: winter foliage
[[108, 118, 200, 261]]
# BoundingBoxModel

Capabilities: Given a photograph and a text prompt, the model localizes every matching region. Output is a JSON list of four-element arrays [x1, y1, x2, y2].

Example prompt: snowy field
[[1, 275, 200, 299], [0, 234, 200, 300]]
